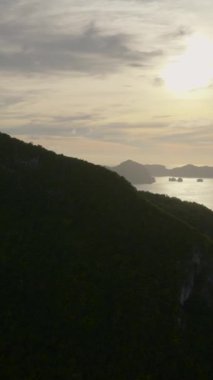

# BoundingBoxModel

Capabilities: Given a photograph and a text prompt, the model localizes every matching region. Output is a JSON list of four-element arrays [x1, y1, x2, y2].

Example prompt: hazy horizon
[[1, 1, 213, 165]]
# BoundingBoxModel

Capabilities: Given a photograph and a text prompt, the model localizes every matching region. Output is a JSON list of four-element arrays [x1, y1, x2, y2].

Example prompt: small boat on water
[[197, 178, 203, 182], [168, 177, 183, 182]]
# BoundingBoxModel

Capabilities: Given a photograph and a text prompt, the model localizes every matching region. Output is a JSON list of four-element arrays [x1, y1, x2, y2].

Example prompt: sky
[[1, 0, 213, 166]]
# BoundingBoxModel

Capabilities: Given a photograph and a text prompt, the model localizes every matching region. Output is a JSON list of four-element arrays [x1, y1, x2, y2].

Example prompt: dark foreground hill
[[140, 191, 213, 240], [0, 132, 213, 379]]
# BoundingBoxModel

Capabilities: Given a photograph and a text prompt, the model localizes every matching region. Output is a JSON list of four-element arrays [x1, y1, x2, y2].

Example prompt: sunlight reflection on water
[[136, 177, 213, 211]]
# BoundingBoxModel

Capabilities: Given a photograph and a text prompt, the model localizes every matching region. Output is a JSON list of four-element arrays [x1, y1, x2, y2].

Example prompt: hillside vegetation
[[0, 132, 212, 379], [140, 191, 213, 240]]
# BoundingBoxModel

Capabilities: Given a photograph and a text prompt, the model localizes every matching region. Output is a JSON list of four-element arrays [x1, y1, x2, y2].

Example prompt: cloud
[[1, 120, 168, 150], [153, 77, 164, 86], [0, 94, 25, 108], [0, 86, 45, 115], [0, 0, 166, 76], [52, 114, 98, 123], [152, 120, 213, 146], [163, 27, 191, 40]]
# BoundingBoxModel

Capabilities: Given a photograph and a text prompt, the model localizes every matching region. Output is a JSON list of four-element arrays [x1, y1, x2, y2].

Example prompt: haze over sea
[[136, 177, 213, 211]]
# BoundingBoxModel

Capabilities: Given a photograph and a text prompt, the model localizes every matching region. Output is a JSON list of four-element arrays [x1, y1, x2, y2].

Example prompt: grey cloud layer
[[0, 0, 191, 79], [0, 0, 163, 75], [3, 117, 213, 150], [1, 120, 171, 150]]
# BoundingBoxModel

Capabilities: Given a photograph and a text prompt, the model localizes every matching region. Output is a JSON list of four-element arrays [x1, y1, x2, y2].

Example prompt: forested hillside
[[0, 132, 212, 379], [140, 191, 213, 240]]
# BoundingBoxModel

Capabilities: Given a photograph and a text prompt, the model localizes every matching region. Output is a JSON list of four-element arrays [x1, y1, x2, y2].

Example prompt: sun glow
[[162, 35, 213, 93]]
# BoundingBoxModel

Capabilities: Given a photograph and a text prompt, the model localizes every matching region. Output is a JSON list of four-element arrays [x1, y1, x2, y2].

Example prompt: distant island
[[109, 161, 213, 184], [145, 163, 213, 178], [109, 160, 155, 184]]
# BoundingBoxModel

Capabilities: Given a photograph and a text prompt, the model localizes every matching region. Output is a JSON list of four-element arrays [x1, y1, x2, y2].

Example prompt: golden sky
[[1, 0, 213, 166]]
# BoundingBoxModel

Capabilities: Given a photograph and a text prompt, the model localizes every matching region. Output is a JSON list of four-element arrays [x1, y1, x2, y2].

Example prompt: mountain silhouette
[[110, 159, 155, 184], [0, 132, 213, 379]]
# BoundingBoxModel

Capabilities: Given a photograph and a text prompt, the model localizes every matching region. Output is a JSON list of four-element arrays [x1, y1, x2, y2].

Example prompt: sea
[[136, 177, 213, 211]]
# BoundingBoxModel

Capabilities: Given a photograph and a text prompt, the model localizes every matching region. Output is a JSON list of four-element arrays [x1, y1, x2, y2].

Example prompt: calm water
[[136, 177, 213, 211]]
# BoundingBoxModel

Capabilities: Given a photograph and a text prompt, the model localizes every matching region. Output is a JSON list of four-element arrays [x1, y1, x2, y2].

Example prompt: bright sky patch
[[162, 35, 213, 93]]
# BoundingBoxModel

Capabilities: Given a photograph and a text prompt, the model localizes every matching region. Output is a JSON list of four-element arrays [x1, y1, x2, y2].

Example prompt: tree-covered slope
[[140, 191, 213, 240], [0, 132, 212, 379]]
